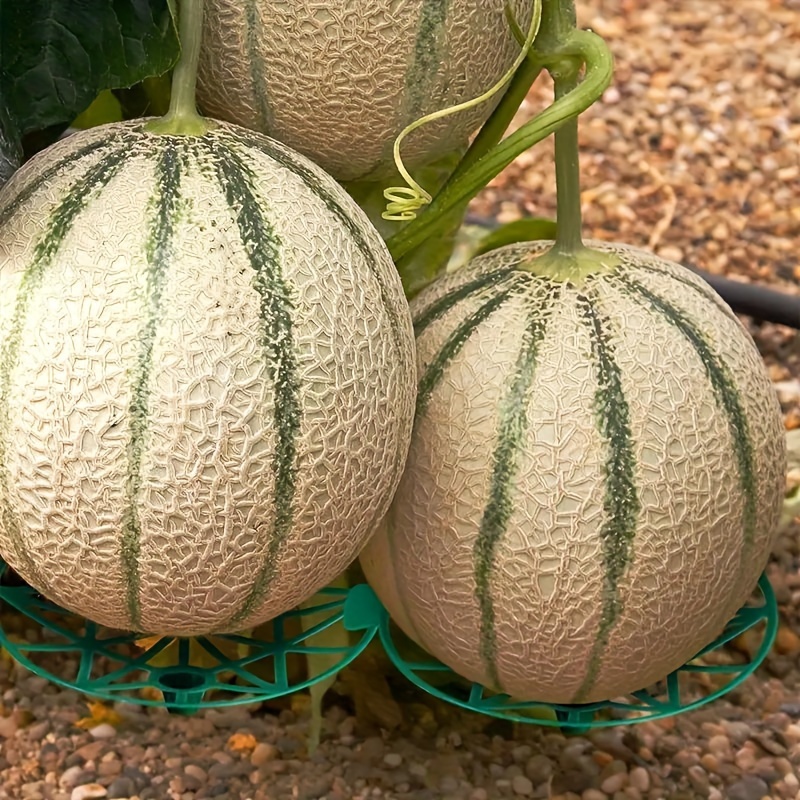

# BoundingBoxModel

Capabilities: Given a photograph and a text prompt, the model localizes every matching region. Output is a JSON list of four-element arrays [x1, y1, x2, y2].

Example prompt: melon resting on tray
[[0, 118, 416, 638], [360, 239, 787, 705]]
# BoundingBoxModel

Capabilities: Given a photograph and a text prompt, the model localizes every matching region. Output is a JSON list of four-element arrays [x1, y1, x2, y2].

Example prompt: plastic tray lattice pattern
[[0, 561, 777, 729]]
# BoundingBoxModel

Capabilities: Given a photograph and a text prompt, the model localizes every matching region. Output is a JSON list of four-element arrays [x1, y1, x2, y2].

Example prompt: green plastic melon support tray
[[0, 560, 777, 730]]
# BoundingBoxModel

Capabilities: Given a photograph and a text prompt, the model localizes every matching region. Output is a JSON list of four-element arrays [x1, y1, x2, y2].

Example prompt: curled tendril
[[381, 0, 543, 222], [383, 185, 432, 221]]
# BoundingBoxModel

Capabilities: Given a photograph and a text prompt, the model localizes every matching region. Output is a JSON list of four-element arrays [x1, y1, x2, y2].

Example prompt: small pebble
[[74, 742, 105, 762], [512, 745, 533, 762], [699, 753, 719, 772], [71, 786, 107, 800], [582, 790, 607, 800], [88, 724, 117, 741], [250, 743, 279, 767], [726, 776, 770, 800], [722, 721, 752, 745], [180, 764, 206, 791], [106, 776, 136, 799], [734, 745, 757, 771], [21, 783, 45, 800], [784, 723, 800, 744], [628, 767, 650, 792], [383, 753, 403, 768], [59, 767, 90, 790], [26, 721, 50, 740], [0, 714, 19, 738], [96, 759, 121, 778], [525, 754, 553, 784], [511, 775, 534, 796], [687, 765, 709, 792], [600, 771, 627, 794]]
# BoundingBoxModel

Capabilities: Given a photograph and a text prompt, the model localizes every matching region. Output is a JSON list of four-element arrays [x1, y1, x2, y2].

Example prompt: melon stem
[[550, 71, 584, 256], [540, 0, 584, 256], [516, 0, 621, 281], [538, 0, 577, 52], [445, 10, 545, 183], [146, 0, 213, 137]]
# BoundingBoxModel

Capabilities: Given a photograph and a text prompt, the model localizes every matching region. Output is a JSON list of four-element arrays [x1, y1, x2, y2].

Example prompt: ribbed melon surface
[[0, 119, 416, 637], [196, 0, 535, 181], [360, 240, 786, 704]]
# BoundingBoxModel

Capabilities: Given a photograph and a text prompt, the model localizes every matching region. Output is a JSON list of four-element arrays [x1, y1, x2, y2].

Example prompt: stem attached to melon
[[520, 59, 620, 283], [549, 62, 583, 253], [146, 0, 214, 137], [520, 0, 621, 278], [385, 28, 613, 265], [540, 0, 584, 256]]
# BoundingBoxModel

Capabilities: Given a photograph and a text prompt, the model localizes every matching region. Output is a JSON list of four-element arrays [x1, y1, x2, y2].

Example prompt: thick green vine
[[385, 1, 614, 273]]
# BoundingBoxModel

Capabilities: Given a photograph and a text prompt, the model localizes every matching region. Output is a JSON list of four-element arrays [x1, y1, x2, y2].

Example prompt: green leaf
[[472, 217, 557, 257], [71, 90, 124, 129], [114, 73, 173, 120], [0, 92, 22, 187], [0, 0, 179, 136]]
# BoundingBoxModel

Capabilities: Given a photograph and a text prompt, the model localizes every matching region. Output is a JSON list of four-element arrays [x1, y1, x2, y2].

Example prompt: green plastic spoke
[[408, 661, 453, 673], [685, 663, 749, 675], [0, 559, 380, 713], [343, 583, 387, 631]]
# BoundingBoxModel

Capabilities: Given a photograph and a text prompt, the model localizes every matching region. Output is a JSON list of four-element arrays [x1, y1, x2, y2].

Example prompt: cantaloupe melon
[[0, 119, 416, 637], [195, 0, 536, 181], [360, 240, 786, 704]]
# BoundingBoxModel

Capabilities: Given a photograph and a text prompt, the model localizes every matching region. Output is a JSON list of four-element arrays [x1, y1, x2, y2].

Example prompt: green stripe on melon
[[196, 0, 536, 181], [413, 267, 518, 336], [209, 140, 302, 629], [392, 0, 450, 170], [620, 276, 758, 560], [0, 119, 416, 637], [243, 0, 271, 131], [361, 240, 786, 703], [0, 135, 115, 229], [227, 128, 412, 368], [121, 139, 184, 627], [417, 281, 520, 418], [0, 140, 129, 590], [475, 286, 555, 691], [573, 287, 639, 703]]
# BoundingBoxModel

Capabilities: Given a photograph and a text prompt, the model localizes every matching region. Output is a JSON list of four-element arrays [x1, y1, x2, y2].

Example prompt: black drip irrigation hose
[[691, 271, 800, 331], [463, 214, 800, 330]]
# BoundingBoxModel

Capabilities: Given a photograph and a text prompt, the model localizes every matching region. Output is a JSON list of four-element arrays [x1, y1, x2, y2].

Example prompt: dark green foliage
[[0, 0, 178, 138]]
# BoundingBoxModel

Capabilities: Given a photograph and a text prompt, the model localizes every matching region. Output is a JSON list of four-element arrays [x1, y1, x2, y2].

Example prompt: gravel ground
[[1, 1, 799, 799]]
